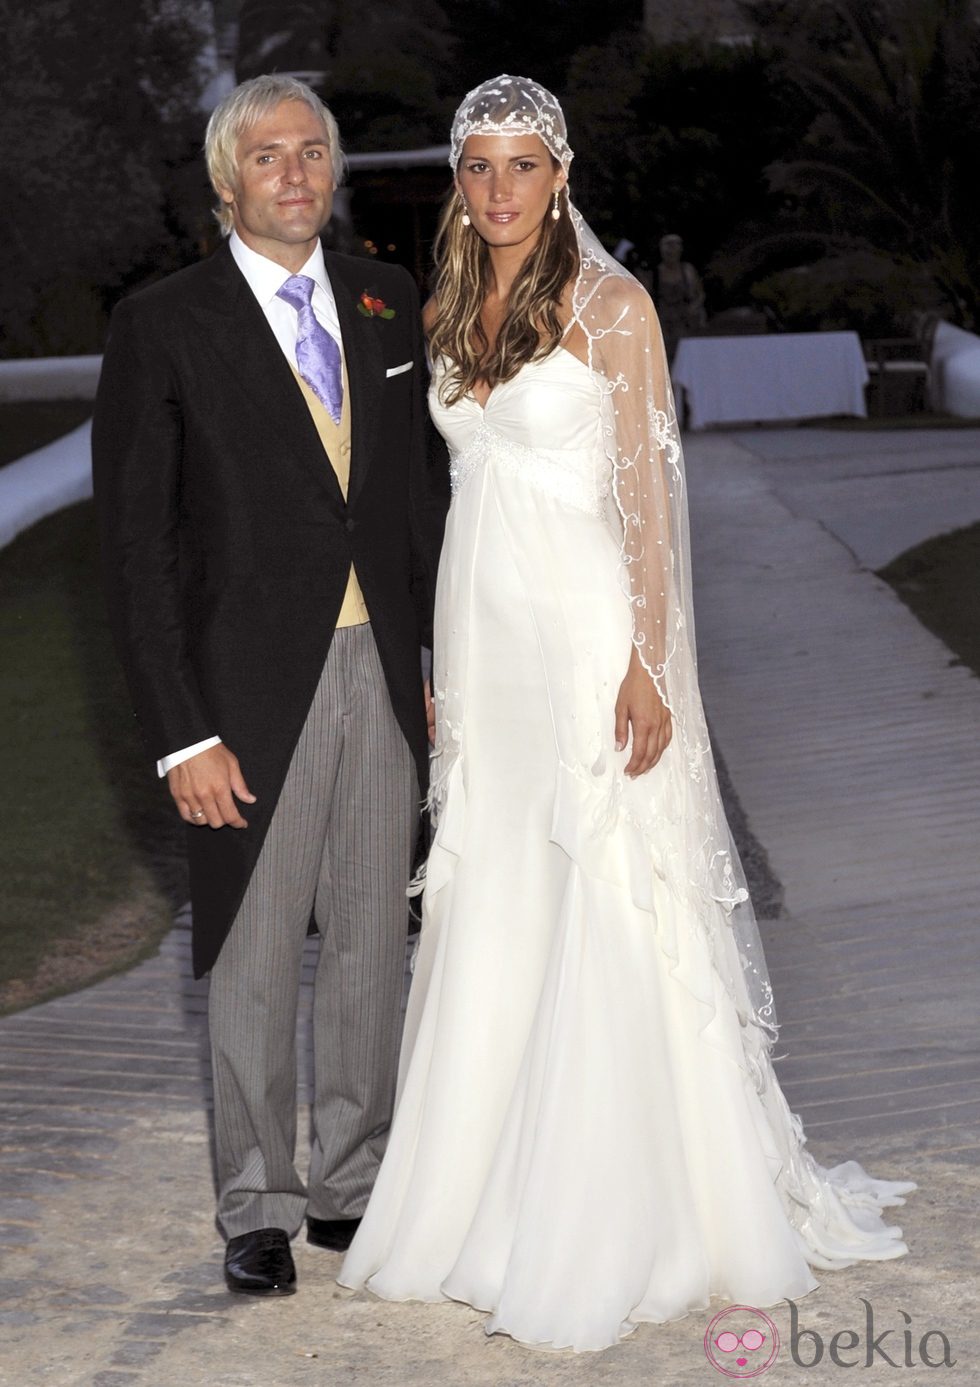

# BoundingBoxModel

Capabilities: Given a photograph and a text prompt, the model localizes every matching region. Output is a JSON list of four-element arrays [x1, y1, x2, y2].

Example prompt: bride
[[339, 74, 914, 1353]]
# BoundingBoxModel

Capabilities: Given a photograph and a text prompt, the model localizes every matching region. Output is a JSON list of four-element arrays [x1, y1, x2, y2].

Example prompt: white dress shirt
[[157, 232, 344, 777]]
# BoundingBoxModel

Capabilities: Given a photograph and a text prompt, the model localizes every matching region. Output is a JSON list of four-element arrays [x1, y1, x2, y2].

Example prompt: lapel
[[185, 243, 347, 514], [327, 252, 383, 510]]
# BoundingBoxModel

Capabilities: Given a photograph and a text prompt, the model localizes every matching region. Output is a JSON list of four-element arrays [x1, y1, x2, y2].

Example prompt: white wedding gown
[[339, 347, 914, 1352]]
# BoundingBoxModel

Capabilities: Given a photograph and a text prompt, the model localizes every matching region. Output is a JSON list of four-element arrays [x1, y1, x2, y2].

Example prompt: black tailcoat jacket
[[92, 243, 448, 978]]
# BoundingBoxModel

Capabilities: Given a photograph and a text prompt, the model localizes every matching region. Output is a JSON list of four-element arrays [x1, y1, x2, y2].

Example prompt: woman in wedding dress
[[339, 75, 914, 1353]]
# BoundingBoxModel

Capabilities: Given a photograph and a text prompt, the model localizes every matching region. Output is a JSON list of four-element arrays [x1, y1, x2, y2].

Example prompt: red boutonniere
[[357, 291, 395, 320]]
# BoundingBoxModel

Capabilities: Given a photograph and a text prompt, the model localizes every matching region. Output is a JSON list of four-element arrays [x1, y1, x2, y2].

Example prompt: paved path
[[2, 426, 979, 1385], [727, 425, 980, 569], [689, 428, 980, 1162]]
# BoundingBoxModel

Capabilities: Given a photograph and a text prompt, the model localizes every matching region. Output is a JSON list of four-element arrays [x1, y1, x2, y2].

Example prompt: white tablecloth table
[[671, 332, 869, 429]]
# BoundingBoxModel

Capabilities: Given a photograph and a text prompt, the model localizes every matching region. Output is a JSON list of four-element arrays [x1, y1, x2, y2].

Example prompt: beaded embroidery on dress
[[339, 75, 914, 1353]]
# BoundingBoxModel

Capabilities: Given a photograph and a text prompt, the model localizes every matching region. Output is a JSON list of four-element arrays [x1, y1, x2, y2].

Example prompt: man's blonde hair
[[204, 75, 345, 236]]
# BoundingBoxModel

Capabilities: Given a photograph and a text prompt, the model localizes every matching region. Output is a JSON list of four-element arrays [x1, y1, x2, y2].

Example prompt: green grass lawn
[[879, 521, 980, 678], [0, 400, 93, 467], [0, 500, 186, 1012]]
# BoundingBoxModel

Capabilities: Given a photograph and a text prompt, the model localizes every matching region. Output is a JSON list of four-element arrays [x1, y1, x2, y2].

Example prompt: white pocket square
[[386, 361, 414, 378]]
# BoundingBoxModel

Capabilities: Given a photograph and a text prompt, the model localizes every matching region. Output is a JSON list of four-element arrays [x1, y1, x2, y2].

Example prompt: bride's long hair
[[429, 177, 578, 407]]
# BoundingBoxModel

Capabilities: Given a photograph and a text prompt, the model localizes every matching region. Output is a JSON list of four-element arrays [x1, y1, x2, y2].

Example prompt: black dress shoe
[[224, 1227, 296, 1295], [306, 1215, 361, 1251]]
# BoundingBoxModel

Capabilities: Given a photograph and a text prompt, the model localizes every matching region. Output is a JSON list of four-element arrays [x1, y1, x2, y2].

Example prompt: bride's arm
[[591, 276, 678, 776]]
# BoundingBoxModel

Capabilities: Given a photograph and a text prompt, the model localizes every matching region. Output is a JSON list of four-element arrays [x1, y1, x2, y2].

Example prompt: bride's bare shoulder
[[422, 296, 439, 334]]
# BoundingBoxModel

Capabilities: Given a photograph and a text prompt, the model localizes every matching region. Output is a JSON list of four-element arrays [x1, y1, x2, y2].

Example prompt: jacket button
[[345, 518, 356, 533]]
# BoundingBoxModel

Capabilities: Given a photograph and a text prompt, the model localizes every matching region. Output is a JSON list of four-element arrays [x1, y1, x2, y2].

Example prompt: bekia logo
[[704, 1306, 779, 1377], [704, 1300, 957, 1375]]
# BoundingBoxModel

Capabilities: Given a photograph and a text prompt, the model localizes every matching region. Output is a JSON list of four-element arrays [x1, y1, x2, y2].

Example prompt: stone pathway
[[2, 426, 979, 1385]]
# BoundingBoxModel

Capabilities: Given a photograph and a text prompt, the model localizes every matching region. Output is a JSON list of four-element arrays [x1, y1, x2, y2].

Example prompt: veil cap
[[449, 74, 574, 172]]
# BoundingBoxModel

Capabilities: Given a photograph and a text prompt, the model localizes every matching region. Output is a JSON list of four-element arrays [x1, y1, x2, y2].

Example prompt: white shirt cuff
[[157, 736, 222, 778]]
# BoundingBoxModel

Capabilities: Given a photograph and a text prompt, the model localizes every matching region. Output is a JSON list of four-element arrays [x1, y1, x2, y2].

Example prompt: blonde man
[[93, 75, 447, 1295]]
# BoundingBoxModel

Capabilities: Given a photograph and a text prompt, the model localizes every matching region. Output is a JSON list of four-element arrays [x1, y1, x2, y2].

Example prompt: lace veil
[[449, 76, 778, 1073]]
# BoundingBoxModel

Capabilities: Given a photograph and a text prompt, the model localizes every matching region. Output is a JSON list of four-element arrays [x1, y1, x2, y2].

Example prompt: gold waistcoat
[[291, 361, 369, 627]]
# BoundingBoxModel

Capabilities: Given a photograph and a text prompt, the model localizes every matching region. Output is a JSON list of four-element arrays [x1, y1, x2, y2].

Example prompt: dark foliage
[[6, 0, 980, 353], [0, 0, 211, 356], [563, 26, 808, 301], [737, 0, 980, 327]]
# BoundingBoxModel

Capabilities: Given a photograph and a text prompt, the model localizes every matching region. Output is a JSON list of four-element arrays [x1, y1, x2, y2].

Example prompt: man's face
[[219, 100, 334, 269]]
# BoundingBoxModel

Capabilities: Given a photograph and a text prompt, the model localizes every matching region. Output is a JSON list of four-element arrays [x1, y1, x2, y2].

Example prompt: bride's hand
[[614, 648, 672, 776]]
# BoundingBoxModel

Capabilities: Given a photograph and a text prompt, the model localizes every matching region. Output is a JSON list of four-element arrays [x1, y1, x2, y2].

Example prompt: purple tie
[[276, 274, 343, 424]]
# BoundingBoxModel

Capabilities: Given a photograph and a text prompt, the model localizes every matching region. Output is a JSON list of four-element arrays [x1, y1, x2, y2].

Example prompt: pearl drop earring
[[461, 204, 471, 227], [551, 190, 561, 221]]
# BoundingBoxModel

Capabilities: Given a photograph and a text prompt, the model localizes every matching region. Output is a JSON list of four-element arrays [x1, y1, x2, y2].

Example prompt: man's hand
[[167, 744, 256, 828], [614, 647, 672, 777], [424, 678, 436, 747]]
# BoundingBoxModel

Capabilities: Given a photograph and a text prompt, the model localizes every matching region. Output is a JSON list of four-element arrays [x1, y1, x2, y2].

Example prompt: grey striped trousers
[[208, 624, 418, 1239]]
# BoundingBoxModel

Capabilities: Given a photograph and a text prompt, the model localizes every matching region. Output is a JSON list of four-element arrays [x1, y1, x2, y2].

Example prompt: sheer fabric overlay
[[570, 212, 779, 1076]]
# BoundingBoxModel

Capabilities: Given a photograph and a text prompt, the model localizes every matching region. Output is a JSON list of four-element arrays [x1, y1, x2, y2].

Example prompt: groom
[[92, 75, 446, 1295]]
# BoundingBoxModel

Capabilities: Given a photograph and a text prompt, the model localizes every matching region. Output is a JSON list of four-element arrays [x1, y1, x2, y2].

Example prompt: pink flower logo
[[704, 1306, 780, 1377]]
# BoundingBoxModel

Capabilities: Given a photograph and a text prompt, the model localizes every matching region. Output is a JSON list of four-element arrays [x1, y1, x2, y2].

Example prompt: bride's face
[[456, 134, 564, 254]]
